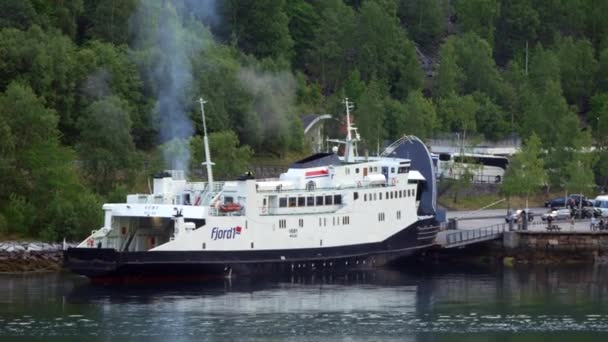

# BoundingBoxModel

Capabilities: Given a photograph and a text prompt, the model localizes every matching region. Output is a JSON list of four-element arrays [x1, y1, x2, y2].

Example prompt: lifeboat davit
[[219, 202, 242, 212]]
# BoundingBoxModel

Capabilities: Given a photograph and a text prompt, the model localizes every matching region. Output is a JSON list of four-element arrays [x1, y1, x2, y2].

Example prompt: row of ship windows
[[279, 216, 351, 228], [279, 195, 343, 208], [345, 166, 409, 175], [378, 211, 402, 221], [364, 189, 415, 202]]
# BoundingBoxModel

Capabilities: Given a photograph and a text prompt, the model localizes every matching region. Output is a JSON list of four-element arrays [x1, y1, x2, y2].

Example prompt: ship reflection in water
[[1, 266, 608, 341]]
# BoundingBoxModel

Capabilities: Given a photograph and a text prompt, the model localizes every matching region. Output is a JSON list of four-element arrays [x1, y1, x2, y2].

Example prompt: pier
[[432, 212, 608, 263]]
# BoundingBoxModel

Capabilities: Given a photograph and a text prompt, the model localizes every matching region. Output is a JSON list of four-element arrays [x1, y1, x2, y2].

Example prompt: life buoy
[[87, 238, 94, 247]]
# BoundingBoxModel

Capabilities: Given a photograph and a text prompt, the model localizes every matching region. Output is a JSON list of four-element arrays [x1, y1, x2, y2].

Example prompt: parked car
[[544, 194, 593, 209], [541, 208, 572, 221], [593, 196, 608, 217], [505, 209, 534, 223]]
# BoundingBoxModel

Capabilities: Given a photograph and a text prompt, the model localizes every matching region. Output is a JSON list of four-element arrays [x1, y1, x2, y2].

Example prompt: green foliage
[[455, 0, 500, 47], [190, 132, 253, 180], [0, 0, 36, 30], [76, 96, 138, 194], [398, 0, 448, 46], [3, 0, 608, 239], [0, 82, 102, 240], [554, 37, 597, 108], [502, 134, 547, 199], [437, 93, 478, 134], [393, 90, 438, 139], [81, 0, 138, 44], [227, 0, 294, 64]]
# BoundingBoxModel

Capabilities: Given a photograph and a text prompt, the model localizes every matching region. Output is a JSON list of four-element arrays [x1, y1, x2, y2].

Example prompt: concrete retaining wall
[[501, 232, 608, 263]]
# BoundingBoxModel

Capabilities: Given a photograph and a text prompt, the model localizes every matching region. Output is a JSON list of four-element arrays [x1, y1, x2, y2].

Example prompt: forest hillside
[[1, 0, 608, 239]]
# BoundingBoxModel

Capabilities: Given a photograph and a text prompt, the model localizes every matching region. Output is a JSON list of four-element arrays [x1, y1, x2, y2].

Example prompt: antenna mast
[[199, 97, 214, 190], [326, 98, 360, 163]]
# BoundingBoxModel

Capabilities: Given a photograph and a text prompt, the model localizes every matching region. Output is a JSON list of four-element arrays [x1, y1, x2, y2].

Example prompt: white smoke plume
[[237, 68, 298, 140], [129, 0, 217, 171]]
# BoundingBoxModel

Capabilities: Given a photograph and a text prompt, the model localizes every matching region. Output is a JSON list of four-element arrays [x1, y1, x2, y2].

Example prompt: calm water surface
[[1, 265, 608, 341]]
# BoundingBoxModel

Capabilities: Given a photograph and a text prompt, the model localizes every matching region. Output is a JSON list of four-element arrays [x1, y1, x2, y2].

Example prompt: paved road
[[445, 207, 599, 231]]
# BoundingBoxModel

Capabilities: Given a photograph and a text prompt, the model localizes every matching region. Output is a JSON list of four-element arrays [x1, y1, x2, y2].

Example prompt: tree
[[226, 0, 294, 64], [554, 37, 597, 108], [564, 131, 596, 204], [0, 0, 36, 30], [286, 0, 319, 70], [455, 0, 500, 47], [190, 131, 253, 180], [355, 79, 388, 154], [305, 0, 357, 93], [392, 90, 438, 139], [0, 82, 102, 239], [398, 0, 448, 47], [502, 133, 547, 208], [436, 93, 478, 134], [76, 96, 138, 193], [434, 38, 464, 98], [494, 0, 540, 64], [80, 0, 138, 44], [356, 1, 423, 100]]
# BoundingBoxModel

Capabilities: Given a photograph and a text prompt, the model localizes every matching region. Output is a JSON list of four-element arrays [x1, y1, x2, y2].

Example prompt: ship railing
[[256, 183, 397, 194]]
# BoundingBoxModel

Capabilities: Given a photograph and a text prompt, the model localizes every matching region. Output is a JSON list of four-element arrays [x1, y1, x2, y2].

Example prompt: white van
[[593, 195, 608, 217]]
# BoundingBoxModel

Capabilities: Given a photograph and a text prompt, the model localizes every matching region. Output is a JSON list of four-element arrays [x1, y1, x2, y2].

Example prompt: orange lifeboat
[[219, 202, 242, 212]]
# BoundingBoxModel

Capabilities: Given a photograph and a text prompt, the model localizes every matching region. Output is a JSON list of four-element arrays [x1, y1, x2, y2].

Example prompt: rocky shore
[[0, 241, 73, 273]]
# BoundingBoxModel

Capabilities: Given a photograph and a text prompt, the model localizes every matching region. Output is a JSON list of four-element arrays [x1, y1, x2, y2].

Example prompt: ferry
[[64, 99, 440, 281]]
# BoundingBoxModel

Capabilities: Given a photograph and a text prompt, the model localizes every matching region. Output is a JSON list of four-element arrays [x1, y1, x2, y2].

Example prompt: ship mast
[[327, 98, 360, 163], [199, 97, 214, 190]]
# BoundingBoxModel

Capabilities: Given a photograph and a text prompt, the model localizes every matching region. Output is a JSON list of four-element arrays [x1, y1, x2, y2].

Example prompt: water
[[1, 265, 608, 341]]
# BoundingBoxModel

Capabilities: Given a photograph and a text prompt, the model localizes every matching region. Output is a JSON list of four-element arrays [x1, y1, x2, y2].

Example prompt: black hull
[[64, 218, 439, 281]]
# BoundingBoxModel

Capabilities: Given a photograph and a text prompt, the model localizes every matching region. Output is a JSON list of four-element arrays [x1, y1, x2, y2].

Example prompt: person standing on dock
[[591, 215, 597, 231]]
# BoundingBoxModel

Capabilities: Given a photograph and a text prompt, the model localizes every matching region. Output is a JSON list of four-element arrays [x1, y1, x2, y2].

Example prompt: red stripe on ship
[[305, 169, 329, 178]]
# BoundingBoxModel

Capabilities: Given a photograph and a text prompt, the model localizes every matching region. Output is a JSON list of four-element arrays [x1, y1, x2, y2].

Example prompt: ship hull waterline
[[64, 218, 439, 281]]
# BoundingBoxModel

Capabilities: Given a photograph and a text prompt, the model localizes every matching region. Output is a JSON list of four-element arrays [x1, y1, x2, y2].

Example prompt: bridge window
[[398, 166, 409, 173], [307, 196, 315, 206], [225, 196, 234, 203], [325, 195, 333, 205], [289, 197, 297, 207], [279, 219, 286, 228], [316, 196, 324, 205], [354, 192, 359, 200], [306, 181, 316, 191], [279, 198, 287, 207], [364, 193, 367, 201], [355, 168, 360, 173], [334, 195, 342, 205], [391, 167, 395, 173], [373, 193, 377, 201], [298, 197, 305, 207], [299, 219, 304, 227], [379, 193, 383, 200]]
